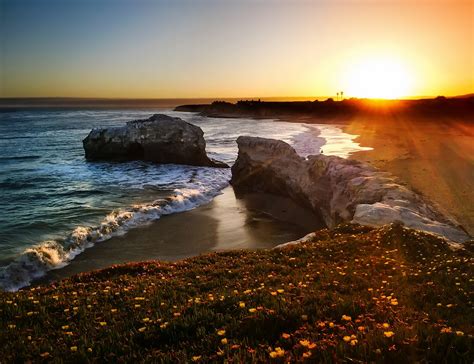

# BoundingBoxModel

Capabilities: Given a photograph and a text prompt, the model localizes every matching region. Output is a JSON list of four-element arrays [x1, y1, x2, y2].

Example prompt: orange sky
[[1, 0, 473, 99]]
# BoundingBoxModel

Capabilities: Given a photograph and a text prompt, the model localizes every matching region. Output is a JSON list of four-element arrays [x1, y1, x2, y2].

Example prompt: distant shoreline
[[1, 95, 473, 112]]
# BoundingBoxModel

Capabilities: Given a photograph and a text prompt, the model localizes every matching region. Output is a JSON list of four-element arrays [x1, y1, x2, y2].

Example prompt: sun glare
[[343, 57, 413, 99]]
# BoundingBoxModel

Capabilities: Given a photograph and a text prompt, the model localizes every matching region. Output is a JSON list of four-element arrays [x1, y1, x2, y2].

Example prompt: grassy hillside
[[1, 223, 473, 363]]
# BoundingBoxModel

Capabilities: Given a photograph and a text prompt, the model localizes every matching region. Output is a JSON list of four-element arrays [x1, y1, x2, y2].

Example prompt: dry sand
[[344, 116, 474, 236]]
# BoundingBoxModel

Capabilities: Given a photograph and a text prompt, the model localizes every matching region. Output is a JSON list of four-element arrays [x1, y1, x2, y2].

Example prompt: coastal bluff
[[231, 136, 470, 243], [83, 114, 228, 167]]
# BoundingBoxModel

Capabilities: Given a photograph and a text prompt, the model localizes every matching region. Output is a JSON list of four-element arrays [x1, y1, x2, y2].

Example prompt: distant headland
[[175, 96, 474, 122]]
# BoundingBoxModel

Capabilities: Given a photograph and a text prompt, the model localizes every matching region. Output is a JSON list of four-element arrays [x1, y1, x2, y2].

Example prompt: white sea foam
[[309, 124, 373, 159], [0, 183, 228, 291]]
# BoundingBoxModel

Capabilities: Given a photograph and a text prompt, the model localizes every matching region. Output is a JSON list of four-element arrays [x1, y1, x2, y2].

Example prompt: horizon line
[[1, 94, 471, 101]]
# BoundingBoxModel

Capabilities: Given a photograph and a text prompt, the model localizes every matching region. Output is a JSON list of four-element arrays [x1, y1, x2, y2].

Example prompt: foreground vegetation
[[1, 223, 473, 363]]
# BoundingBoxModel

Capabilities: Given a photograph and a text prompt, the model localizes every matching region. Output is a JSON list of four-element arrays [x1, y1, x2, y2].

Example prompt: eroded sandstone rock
[[231, 136, 470, 242], [83, 114, 228, 168]]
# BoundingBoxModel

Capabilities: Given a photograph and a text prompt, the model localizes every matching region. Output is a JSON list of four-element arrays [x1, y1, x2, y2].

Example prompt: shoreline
[[3, 110, 471, 291], [37, 186, 324, 286]]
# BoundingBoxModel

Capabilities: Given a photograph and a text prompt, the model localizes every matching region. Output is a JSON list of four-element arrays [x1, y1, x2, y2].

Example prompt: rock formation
[[231, 136, 470, 243], [83, 114, 228, 168]]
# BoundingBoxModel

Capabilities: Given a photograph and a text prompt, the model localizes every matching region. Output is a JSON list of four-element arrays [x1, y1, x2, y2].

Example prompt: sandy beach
[[344, 116, 474, 235], [40, 186, 323, 284]]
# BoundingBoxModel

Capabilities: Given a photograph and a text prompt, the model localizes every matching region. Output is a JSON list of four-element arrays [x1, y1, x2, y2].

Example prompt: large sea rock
[[83, 114, 228, 167], [231, 136, 470, 242]]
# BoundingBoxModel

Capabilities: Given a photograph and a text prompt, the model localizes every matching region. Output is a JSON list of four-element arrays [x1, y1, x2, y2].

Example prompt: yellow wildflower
[[350, 339, 358, 346], [302, 351, 312, 358], [221, 338, 228, 345], [217, 329, 226, 336], [192, 356, 201, 362], [341, 315, 352, 321], [269, 347, 285, 358], [384, 331, 395, 338], [239, 302, 245, 308], [277, 289, 284, 293], [456, 331, 464, 336], [248, 308, 257, 313], [282, 333, 291, 339], [138, 327, 146, 332], [382, 323, 390, 328], [70, 346, 77, 352], [99, 321, 107, 326], [343, 336, 351, 342], [299, 339, 310, 347], [275, 347, 285, 356]]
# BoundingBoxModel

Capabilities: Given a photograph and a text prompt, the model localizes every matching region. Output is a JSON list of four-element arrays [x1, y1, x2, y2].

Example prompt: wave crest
[[0, 186, 227, 292]]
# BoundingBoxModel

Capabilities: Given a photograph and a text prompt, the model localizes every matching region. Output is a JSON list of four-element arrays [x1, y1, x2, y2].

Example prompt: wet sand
[[344, 116, 474, 236], [41, 187, 324, 284]]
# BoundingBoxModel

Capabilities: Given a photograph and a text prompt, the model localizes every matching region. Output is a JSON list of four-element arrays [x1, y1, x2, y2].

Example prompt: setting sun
[[343, 57, 414, 99]]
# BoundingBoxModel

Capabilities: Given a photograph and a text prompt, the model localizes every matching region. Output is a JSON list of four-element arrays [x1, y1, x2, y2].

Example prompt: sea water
[[0, 109, 370, 290]]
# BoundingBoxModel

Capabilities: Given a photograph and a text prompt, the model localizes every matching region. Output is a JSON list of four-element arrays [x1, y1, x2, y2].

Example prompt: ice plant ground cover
[[1, 224, 472, 362]]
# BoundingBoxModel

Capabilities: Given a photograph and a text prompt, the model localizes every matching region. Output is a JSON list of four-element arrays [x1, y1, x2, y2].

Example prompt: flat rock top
[[126, 114, 196, 128]]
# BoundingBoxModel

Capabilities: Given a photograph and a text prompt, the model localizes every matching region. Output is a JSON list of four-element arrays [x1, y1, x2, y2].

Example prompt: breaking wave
[[0, 184, 227, 291]]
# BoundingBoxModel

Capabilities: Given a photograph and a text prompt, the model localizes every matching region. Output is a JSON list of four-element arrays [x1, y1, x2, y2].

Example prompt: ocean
[[0, 109, 371, 291]]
